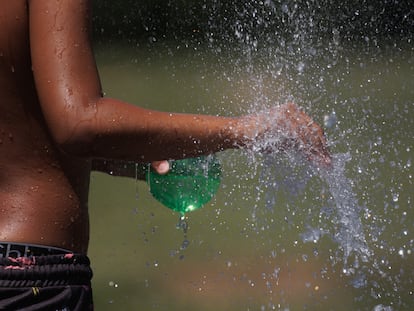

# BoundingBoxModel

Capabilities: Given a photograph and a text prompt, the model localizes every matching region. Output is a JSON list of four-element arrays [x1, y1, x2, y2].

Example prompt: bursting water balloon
[[147, 155, 221, 214], [93, 1, 413, 309]]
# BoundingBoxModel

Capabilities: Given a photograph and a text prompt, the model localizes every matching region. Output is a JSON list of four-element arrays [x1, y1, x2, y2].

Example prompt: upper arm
[[29, 0, 102, 147]]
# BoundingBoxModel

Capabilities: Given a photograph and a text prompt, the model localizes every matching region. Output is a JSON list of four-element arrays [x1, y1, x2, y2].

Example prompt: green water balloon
[[147, 155, 221, 214]]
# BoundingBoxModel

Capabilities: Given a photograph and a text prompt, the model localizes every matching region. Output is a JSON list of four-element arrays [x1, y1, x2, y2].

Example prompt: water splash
[[92, 0, 413, 309], [257, 151, 371, 267], [319, 153, 371, 264]]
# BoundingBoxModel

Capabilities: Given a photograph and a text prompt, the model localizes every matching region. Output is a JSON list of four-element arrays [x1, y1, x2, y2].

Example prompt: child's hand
[[276, 103, 331, 167], [244, 103, 331, 167]]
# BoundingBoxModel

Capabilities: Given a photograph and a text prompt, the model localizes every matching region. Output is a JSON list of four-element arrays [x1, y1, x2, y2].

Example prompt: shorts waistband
[[0, 253, 92, 287], [0, 242, 72, 258]]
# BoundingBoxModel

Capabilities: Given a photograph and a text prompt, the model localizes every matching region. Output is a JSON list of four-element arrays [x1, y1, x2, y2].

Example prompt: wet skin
[[0, 1, 330, 254], [0, 1, 91, 253]]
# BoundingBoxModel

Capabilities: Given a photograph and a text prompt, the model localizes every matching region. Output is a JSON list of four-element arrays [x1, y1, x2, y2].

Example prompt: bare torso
[[0, 1, 90, 253]]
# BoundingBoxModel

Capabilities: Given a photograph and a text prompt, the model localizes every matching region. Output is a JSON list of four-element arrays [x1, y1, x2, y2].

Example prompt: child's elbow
[[50, 119, 96, 158]]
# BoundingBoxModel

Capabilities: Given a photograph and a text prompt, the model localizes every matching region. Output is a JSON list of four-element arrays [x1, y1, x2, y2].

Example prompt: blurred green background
[[88, 1, 413, 310]]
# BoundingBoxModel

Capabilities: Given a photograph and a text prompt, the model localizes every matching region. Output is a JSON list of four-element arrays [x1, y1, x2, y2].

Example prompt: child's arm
[[29, 0, 241, 162], [29, 0, 330, 167]]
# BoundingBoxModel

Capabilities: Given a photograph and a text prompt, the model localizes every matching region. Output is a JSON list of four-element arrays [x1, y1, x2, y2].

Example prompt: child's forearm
[[61, 96, 244, 162]]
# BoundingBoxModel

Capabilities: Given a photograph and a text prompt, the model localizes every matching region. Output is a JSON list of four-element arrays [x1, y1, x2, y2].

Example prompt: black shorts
[[0, 242, 93, 311]]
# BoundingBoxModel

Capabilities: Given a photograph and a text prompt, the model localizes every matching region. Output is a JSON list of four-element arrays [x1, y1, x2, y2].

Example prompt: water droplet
[[281, 3, 289, 14], [176, 216, 189, 234], [180, 239, 190, 250], [373, 304, 393, 311], [323, 111, 337, 128], [296, 61, 305, 74], [362, 95, 370, 102], [392, 193, 399, 202]]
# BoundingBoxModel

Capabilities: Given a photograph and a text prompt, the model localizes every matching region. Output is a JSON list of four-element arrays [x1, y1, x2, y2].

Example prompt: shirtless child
[[0, 1, 330, 309]]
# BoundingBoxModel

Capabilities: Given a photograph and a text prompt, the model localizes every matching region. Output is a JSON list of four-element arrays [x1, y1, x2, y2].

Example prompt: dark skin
[[0, 0, 330, 254]]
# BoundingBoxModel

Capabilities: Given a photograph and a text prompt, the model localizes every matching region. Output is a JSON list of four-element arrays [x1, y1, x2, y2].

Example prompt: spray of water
[[200, 0, 413, 309], [92, 1, 413, 309]]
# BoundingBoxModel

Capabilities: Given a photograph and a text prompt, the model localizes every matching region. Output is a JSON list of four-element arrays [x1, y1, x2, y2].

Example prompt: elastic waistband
[[0, 242, 72, 258], [0, 253, 92, 287]]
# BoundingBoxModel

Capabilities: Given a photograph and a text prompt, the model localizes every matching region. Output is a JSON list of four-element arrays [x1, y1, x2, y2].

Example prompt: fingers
[[151, 160, 170, 175], [307, 143, 332, 167], [280, 103, 332, 167]]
